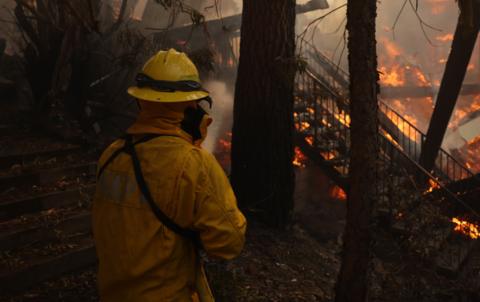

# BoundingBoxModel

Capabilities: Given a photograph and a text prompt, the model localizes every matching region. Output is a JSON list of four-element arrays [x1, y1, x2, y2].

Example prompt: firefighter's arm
[[191, 150, 247, 260]]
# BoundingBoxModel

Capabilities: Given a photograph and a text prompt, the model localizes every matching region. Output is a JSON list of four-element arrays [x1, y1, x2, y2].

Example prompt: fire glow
[[424, 178, 440, 194], [296, 121, 311, 132], [293, 147, 307, 168], [378, 20, 480, 174], [451, 217, 480, 240], [330, 186, 347, 201], [379, 65, 405, 87], [435, 33, 454, 42], [305, 136, 314, 146], [379, 64, 431, 87]]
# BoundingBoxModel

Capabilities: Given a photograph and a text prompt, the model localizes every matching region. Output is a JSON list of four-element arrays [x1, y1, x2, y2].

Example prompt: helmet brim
[[128, 86, 210, 103]]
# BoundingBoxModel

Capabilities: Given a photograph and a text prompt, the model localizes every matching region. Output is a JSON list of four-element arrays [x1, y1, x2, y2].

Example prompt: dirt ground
[[1, 145, 478, 302], [0, 154, 346, 302], [2, 221, 342, 302]]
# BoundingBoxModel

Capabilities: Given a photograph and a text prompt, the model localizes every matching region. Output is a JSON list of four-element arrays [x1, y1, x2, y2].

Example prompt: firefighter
[[92, 49, 247, 302]]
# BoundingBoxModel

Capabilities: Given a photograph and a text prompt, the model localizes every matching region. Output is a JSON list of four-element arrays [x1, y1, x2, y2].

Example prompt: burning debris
[[329, 186, 347, 201], [451, 217, 480, 240], [305, 135, 314, 146], [424, 178, 441, 194], [293, 147, 308, 168], [378, 34, 480, 173]]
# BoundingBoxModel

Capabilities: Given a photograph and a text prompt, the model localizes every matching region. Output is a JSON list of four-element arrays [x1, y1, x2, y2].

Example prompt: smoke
[[0, 0, 20, 55], [297, 1, 462, 72], [202, 80, 234, 153], [300, 1, 480, 171]]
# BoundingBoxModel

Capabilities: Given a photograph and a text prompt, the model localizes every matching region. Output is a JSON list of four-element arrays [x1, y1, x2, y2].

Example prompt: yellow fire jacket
[[92, 102, 247, 302]]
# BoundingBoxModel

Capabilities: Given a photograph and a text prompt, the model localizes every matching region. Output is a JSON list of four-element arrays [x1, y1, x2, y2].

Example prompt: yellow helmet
[[127, 49, 209, 103]]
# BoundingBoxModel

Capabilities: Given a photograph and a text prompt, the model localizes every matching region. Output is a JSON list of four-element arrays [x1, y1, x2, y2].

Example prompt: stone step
[[0, 146, 82, 169], [0, 184, 95, 220], [0, 162, 96, 190], [0, 237, 96, 294], [0, 211, 91, 252]]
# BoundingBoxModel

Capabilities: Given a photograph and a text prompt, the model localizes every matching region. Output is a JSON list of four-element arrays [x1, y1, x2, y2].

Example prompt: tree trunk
[[335, 0, 378, 301], [419, 2, 480, 176], [231, 0, 296, 228]]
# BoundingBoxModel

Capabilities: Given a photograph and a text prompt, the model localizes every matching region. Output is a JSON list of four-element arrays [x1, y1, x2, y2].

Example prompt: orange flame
[[382, 38, 402, 58], [382, 130, 402, 149], [334, 112, 351, 127], [320, 151, 336, 160], [295, 121, 311, 131], [379, 38, 431, 88], [451, 217, 480, 240], [435, 33, 454, 42], [424, 178, 440, 194], [293, 147, 307, 168], [379, 65, 405, 87], [305, 136, 314, 146], [330, 186, 347, 201], [383, 107, 420, 143]]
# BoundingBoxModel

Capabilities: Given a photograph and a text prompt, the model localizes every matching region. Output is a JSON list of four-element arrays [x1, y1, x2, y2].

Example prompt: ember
[[424, 178, 440, 194], [293, 147, 307, 168], [451, 217, 480, 240], [333, 112, 351, 127], [320, 151, 336, 161], [296, 121, 311, 131], [329, 186, 347, 201], [305, 136, 314, 146]]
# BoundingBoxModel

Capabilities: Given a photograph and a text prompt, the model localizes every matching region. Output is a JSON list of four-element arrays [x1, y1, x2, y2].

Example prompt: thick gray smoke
[[202, 80, 234, 153]]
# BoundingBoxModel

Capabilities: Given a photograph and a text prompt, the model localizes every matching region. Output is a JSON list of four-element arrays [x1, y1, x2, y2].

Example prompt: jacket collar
[[126, 101, 211, 147]]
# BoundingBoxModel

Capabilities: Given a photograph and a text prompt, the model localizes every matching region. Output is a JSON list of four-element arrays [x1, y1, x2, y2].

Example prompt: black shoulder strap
[[97, 134, 159, 179], [97, 134, 200, 246], [123, 135, 199, 242]]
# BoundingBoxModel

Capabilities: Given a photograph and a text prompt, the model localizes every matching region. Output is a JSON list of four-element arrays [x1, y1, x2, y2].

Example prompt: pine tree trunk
[[419, 2, 480, 175], [231, 0, 296, 228], [335, 0, 378, 301]]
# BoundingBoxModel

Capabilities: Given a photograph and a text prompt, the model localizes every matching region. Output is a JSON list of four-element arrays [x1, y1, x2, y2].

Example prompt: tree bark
[[335, 0, 378, 301], [231, 0, 296, 228]]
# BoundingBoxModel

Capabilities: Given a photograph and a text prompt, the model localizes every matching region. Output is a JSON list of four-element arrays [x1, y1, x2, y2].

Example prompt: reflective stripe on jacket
[[93, 118, 246, 301]]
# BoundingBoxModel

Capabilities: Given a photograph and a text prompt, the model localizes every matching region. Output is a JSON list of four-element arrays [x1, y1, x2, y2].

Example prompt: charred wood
[[381, 84, 480, 99]]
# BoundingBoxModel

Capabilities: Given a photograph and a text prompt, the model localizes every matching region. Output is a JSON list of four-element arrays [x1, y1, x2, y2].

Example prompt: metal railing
[[294, 66, 480, 220], [294, 69, 350, 177], [295, 42, 480, 275], [299, 41, 479, 185], [221, 37, 478, 187]]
